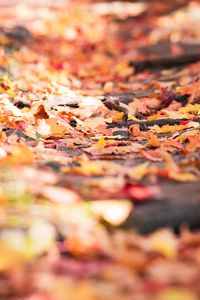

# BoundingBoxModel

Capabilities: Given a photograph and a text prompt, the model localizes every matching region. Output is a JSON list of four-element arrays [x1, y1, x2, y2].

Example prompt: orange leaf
[[46, 118, 67, 137], [156, 124, 186, 134], [0, 145, 34, 165], [113, 112, 124, 122], [37, 118, 68, 138], [147, 132, 160, 147]]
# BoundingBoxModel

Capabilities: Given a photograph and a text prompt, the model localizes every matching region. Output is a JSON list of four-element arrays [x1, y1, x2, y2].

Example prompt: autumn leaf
[[147, 132, 161, 147], [178, 104, 200, 115], [90, 200, 132, 226], [36, 118, 68, 138], [1, 3, 200, 298], [123, 183, 158, 202], [156, 124, 186, 134], [94, 137, 107, 148], [0, 145, 34, 165], [149, 229, 177, 258], [112, 112, 125, 122]]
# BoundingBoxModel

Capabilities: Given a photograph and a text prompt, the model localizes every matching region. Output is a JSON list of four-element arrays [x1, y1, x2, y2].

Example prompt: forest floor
[[0, 1, 200, 299]]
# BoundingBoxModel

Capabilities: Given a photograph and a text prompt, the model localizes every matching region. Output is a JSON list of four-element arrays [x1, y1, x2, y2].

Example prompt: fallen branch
[[107, 117, 200, 130], [130, 53, 200, 72], [124, 198, 200, 233], [123, 182, 200, 233]]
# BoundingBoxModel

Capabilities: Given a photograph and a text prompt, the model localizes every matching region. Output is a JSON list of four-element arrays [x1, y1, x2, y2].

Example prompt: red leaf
[[123, 183, 155, 202]]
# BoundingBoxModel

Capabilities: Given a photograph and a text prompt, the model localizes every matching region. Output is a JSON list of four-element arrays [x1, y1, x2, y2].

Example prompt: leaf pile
[[0, 1, 200, 299]]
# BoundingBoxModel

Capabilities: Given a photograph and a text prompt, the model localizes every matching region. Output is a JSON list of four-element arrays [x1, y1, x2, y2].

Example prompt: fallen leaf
[[149, 229, 178, 258], [156, 124, 186, 134], [94, 137, 107, 148], [37, 118, 68, 138], [123, 183, 158, 202], [90, 200, 132, 226], [0, 145, 34, 165]]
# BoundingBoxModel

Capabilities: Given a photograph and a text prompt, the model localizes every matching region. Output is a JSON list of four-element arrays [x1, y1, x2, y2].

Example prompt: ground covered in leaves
[[1, 1, 200, 299]]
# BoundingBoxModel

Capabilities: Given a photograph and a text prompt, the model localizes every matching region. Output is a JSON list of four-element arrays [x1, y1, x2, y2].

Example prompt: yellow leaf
[[95, 137, 107, 148], [6, 89, 16, 98], [178, 104, 200, 114], [148, 114, 163, 121], [150, 229, 177, 258], [156, 124, 185, 134], [113, 112, 124, 122]]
